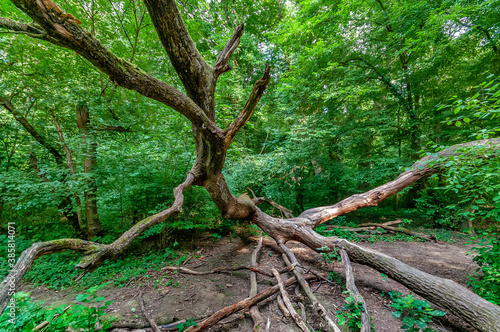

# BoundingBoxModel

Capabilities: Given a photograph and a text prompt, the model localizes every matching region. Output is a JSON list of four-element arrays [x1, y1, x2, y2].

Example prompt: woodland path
[[22, 235, 477, 332]]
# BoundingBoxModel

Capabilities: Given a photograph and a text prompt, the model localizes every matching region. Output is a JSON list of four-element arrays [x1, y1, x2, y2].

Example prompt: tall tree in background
[[1, 0, 500, 331]]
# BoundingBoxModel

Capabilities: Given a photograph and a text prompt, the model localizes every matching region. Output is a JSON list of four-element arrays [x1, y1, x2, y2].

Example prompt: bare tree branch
[[298, 138, 500, 226], [271, 268, 309, 332], [7, 0, 221, 136], [0, 239, 106, 312], [249, 236, 265, 332], [224, 65, 271, 148], [187, 274, 318, 332], [214, 23, 245, 77], [281, 248, 341, 332], [0, 171, 195, 312]]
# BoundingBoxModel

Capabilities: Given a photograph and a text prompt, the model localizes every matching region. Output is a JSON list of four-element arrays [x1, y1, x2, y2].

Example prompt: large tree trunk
[[2, 1, 500, 331]]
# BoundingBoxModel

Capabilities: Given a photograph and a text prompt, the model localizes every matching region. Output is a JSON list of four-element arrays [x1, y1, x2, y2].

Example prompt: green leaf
[[75, 294, 90, 302]]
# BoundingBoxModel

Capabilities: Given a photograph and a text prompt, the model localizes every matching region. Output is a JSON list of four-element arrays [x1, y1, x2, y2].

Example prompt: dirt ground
[[22, 236, 478, 332]]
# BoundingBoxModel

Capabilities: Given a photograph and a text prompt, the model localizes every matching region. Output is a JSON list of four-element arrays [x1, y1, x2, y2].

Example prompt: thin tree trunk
[[52, 110, 85, 233], [0, 197, 4, 226], [76, 103, 102, 238]]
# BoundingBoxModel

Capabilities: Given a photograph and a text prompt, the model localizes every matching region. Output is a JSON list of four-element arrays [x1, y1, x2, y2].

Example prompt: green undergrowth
[[0, 285, 115, 331], [467, 229, 500, 305], [389, 291, 446, 332], [17, 245, 187, 291], [314, 217, 469, 243]]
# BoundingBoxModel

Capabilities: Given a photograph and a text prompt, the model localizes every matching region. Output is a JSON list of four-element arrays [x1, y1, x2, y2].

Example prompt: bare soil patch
[[21, 236, 478, 331]]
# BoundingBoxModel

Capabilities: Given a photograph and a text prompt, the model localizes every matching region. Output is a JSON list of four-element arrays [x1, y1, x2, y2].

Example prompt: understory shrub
[[0, 285, 114, 331], [468, 230, 500, 305], [389, 292, 446, 332]]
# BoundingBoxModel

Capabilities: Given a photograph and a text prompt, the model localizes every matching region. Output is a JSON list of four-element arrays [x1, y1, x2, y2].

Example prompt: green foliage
[[389, 292, 446, 332], [335, 291, 372, 332], [443, 74, 500, 140], [468, 230, 500, 305], [419, 75, 500, 229], [318, 246, 341, 263], [0, 287, 114, 331], [177, 319, 198, 332], [328, 271, 342, 285]]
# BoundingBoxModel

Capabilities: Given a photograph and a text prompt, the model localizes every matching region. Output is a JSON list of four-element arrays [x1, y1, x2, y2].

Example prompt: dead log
[[339, 249, 371, 332], [359, 219, 402, 227], [186, 274, 318, 332], [271, 268, 309, 332]]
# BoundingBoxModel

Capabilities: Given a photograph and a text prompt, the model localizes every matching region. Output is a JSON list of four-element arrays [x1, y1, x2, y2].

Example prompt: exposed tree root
[[339, 249, 371, 332], [139, 290, 161, 332], [282, 251, 341, 332], [161, 263, 295, 278], [249, 236, 266, 332], [271, 268, 309, 332], [186, 274, 318, 332]]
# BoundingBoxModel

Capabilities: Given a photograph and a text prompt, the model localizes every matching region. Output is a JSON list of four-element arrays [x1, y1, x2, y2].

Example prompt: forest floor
[[21, 234, 477, 332]]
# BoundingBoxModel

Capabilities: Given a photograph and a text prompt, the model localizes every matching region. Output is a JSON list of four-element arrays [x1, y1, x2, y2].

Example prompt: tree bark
[[52, 110, 85, 233], [2, 2, 500, 331], [76, 103, 102, 238]]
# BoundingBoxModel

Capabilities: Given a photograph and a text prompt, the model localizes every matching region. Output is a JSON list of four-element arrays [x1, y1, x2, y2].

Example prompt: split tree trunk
[[2, 1, 500, 331]]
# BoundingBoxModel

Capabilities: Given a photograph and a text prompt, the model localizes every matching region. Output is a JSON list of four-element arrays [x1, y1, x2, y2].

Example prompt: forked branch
[[6, 0, 220, 135], [214, 23, 245, 77], [224, 65, 271, 148]]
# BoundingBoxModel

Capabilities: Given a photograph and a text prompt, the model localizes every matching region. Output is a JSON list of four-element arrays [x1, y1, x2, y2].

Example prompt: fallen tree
[[1, 0, 500, 331]]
